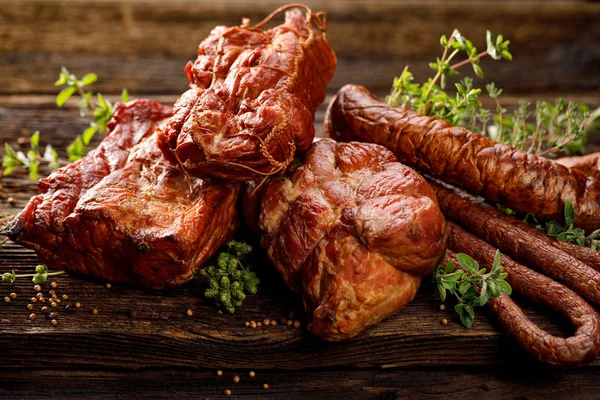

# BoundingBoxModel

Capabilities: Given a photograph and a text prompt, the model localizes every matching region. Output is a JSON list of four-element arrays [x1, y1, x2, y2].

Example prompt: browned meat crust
[[159, 5, 337, 181], [429, 179, 600, 307], [325, 84, 600, 234], [244, 139, 447, 340], [557, 153, 600, 179], [7, 100, 240, 289], [445, 225, 600, 367]]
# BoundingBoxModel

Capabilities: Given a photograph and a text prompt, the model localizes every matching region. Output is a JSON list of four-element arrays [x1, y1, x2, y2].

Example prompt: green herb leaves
[[387, 30, 600, 157], [200, 240, 260, 314], [433, 251, 511, 328], [55, 67, 121, 161], [486, 31, 512, 61], [388, 29, 510, 117], [525, 201, 600, 250], [3, 67, 131, 181], [2, 131, 60, 179]]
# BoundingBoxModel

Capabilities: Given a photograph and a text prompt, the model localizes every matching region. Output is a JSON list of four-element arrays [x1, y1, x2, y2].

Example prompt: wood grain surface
[[1, 0, 600, 398]]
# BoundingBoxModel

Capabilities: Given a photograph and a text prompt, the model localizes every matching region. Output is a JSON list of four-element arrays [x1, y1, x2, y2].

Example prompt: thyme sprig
[[200, 240, 260, 314], [2, 264, 66, 285], [387, 30, 600, 156], [524, 201, 600, 250], [3, 68, 130, 179], [55, 67, 129, 161], [434, 250, 511, 328], [3, 131, 61, 180]]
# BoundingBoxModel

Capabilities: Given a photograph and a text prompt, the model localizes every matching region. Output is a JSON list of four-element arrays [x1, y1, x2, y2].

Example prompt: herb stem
[[12, 270, 66, 279], [450, 50, 489, 70]]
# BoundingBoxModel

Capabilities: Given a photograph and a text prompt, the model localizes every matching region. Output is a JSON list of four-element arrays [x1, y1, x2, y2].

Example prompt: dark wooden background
[[1, 1, 600, 399]]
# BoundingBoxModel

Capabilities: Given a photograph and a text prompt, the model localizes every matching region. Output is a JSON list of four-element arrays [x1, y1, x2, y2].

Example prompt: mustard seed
[[263, 318, 270, 326], [270, 320, 277, 326], [49, 290, 56, 296], [441, 318, 448, 325], [7, 197, 15, 204], [106, 283, 112, 289], [4, 297, 10, 303], [216, 370, 223, 377], [250, 321, 257, 329], [233, 375, 240, 383], [51, 282, 58, 289], [27, 304, 33, 311], [51, 302, 57, 308], [29, 313, 36, 321], [33, 285, 41, 292], [91, 308, 98, 315], [51, 294, 57, 300], [41, 306, 49, 313], [31, 297, 37, 303], [439, 304, 446, 311], [186, 309, 193, 317], [224, 389, 231, 396], [36, 293, 43, 299], [249, 371, 256, 378], [286, 319, 293, 327], [257, 322, 263, 327], [263, 383, 269, 389], [9, 293, 17, 300], [75, 302, 81, 309], [244, 321, 250, 327], [293, 320, 301, 329], [51, 319, 58, 326], [62, 294, 69, 300], [39, 298, 45, 303]]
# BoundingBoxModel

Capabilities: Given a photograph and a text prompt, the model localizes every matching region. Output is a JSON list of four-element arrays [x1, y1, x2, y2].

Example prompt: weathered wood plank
[[2, 364, 600, 400], [1, 1, 599, 94]]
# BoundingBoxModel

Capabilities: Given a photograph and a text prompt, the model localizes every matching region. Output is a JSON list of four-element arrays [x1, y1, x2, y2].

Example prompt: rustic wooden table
[[1, 1, 600, 398]]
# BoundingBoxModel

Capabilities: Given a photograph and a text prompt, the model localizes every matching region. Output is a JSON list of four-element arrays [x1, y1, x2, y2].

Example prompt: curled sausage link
[[430, 179, 600, 308], [446, 224, 600, 367]]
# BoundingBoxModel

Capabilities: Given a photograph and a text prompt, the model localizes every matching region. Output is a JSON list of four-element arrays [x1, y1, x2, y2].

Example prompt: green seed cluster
[[2, 264, 55, 284], [201, 240, 259, 314]]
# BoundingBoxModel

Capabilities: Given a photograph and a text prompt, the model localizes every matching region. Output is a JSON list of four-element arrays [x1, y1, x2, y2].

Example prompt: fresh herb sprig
[[434, 251, 512, 328], [3, 131, 61, 180], [387, 30, 600, 156], [3, 68, 130, 180], [55, 67, 129, 161], [2, 264, 66, 285], [200, 240, 260, 314], [524, 201, 600, 250]]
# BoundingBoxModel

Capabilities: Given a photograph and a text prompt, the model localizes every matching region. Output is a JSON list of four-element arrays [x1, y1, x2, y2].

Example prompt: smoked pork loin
[[7, 100, 240, 289]]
